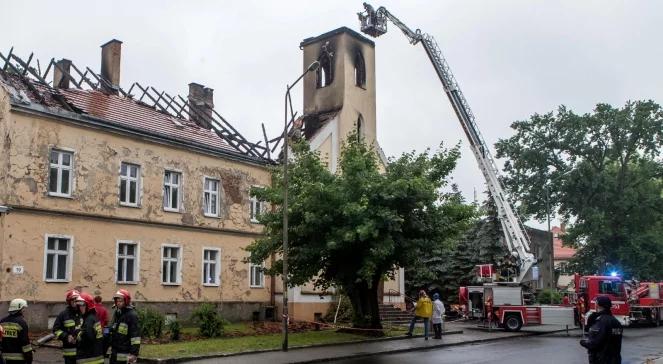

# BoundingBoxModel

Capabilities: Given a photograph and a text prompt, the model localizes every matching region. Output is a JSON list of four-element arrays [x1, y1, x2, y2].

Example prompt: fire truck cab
[[575, 274, 630, 326]]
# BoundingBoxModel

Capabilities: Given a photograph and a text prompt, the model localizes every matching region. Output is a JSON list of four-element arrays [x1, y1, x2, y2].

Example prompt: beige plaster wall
[[2, 110, 270, 233], [1, 211, 270, 303]]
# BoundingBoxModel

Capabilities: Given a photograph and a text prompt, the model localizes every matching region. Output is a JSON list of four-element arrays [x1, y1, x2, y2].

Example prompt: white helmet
[[8, 298, 28, 313]]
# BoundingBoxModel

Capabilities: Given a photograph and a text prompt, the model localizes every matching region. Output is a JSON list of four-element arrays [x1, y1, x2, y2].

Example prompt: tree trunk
[[345, 277, 383, 332]]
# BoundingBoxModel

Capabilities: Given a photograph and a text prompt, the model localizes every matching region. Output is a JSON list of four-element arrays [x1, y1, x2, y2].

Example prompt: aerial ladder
[[358, 3, 537, 284]]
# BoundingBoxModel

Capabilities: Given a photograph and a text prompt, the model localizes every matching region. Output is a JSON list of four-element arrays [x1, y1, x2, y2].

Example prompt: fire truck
[[357, 5, 575, 331], [575, 274, 663, 327]]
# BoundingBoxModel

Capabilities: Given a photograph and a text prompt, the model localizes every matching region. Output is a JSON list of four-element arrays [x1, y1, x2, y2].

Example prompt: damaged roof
[[0, 48, 274, 165]]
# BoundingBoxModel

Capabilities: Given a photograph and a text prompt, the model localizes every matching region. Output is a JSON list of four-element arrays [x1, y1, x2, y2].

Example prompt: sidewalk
[[169, 322, 577, 364]]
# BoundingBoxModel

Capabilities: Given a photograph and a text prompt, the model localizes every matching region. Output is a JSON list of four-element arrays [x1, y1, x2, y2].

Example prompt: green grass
[[141, 330, 368, 359]]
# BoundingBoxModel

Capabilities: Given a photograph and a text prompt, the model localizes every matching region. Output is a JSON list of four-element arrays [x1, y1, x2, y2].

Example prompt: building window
[[202, 248, 220, 286], [316, 52, 333, 88], [249, 187, 265, 223], [354, 51, 366, 87], [203, 178, 220, 217], [120, 163, 140, 206], [117, 241, 139, 284], [48, 150, 73, 197], [44, 235, 72, 282], [161, 245, 181, 285], [250, 263, 264, 288], [164, 171, 182, 211], [357, 114, 364, 141]]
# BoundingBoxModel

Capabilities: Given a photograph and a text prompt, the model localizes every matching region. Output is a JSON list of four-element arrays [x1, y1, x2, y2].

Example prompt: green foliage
[[168, 320, 181, 341], [190, 303, 224, 338], [324, 295, 354, 323], [537, 289, 562, 304], [247, 132, 476, 328], [137, 308, 165, 339], [495, 101, 663, 279]]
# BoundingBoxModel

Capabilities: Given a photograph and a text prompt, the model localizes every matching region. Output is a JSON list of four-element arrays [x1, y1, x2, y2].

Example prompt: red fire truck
[[574, 274, 663, 327]]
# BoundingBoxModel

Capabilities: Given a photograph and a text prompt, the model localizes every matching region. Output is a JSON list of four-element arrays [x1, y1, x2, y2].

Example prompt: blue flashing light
[[610, 271, 618, 277]]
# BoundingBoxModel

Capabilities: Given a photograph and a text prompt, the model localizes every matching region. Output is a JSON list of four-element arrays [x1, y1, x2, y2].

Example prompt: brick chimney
[[100, 39, 122, 93], [53, 59, 72, 89], [188, 83, 214, 129]]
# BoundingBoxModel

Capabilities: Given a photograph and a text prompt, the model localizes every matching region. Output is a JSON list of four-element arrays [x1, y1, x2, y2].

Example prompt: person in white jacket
[[431, 293, 445, 339]]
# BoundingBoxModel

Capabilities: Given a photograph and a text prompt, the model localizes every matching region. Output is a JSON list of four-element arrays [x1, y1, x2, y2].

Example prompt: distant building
[[552, 225, 577, 289]]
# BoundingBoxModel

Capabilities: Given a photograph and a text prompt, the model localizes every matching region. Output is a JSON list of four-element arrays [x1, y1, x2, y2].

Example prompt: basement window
[[354, 51, 366, 88], [357, 114, 365, 141], [316, 52, 333, 88]]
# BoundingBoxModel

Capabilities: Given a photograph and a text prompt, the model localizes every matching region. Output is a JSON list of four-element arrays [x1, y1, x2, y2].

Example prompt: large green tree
[[495, 101, 663, 279], [247, 134, 476, 329]]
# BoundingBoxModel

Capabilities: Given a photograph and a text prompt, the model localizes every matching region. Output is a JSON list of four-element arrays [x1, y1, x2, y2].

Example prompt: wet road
[[331, 326, 663, 364]]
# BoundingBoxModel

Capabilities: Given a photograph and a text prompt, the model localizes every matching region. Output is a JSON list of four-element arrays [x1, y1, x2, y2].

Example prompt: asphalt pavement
[[331, 325, 663, 364]]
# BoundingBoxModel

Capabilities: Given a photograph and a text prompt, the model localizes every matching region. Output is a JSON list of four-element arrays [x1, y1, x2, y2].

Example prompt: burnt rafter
[[0, 48, 275, 162]]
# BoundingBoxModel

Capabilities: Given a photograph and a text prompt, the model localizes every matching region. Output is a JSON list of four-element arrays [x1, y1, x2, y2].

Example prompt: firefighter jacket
[[109, 306, 140, 357], [52, 306, 82, 359], [75, 311, 104, 364], [0, 313, 33, 364], [579, 311, 623, 364]]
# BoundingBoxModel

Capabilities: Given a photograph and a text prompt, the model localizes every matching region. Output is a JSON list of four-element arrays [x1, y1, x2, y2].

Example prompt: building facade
[[0, 41, 273, 328]]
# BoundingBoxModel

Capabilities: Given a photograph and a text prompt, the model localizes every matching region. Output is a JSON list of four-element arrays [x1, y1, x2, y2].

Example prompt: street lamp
[[282, 60, 320, 352]]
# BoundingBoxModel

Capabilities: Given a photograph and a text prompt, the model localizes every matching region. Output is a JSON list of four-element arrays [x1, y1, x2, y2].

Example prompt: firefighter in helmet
[[52, 289, 82, 363], [0, 298, 33, 364], [109, 289, 140, 364], [75, 293, 104, 364], [579, 296, 623, 364]]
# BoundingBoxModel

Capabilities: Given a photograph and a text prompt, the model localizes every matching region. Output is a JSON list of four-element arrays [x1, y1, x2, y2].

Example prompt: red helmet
[[65, 289, 80, 303], [76, 293, 96, 311], [113, 289, 131, 306]]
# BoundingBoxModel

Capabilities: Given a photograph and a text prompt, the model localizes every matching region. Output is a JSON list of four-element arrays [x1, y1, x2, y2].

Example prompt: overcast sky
[[3, 1, 663, 228]]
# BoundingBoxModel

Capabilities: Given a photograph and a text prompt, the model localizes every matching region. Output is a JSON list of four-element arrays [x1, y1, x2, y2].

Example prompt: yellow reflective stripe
[[130, 336, 141, 345], [22, 344, 32, 352], [116, 353, 129, 361], [64, 319, 76, 328], [117, 322, 128, 335], [2, 353, 25, 360], [54, 329, 64, 337], [76, 356, 104, 364], [63, 347, 77, 356]]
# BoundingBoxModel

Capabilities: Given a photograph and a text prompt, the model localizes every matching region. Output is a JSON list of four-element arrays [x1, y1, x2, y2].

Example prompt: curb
[[138, 330, 464, 364], [295, 327, 581, 364]]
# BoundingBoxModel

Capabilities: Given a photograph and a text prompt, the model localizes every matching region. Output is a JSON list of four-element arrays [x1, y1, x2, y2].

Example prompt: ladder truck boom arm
[[358, 3, 537, 283]]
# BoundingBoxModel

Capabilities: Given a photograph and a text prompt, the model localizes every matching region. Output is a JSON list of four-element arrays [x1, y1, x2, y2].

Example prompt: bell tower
[[300, 27, 377, 152]]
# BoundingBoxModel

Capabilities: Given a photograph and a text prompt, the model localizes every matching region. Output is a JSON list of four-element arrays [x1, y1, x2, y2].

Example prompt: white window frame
[[119, 162, 141, 207], [249, 185, 265, 223], [203, 177, 220, 217], [201, 247, 221, 287], [115, 240, 140, 284], [163, 170, 182, 212], [43, 234, 74, 282], [48, 149, 74, 198], [161, 244, 182, 285], [249, 262, 265, 288]]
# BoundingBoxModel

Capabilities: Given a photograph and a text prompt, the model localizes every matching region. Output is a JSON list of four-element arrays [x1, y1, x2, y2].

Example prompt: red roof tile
[[59, 89, 235, 152], [552, 226, 576, 260]]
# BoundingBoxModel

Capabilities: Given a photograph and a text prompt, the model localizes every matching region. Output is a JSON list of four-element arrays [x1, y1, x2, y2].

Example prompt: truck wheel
[[504, 315, 523, 332], [654, 309, 660, 327]]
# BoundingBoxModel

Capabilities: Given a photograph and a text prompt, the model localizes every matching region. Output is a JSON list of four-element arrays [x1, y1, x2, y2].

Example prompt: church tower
[[299, 27, 378, 171]]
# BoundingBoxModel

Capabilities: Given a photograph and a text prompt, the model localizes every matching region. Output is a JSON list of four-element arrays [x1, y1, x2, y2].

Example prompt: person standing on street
[[0, 299, 33, 364], [431, 293, 445, 339], [109, 289, 140, 364], [579, 296, 623, 364], [53, 289, 81, 363], [75, 293, 104, 364], [406, 290, 432, 340]]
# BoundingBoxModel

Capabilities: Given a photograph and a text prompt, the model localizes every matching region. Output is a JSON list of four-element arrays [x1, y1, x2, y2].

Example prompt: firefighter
[[0, 298, 33, 364], [579, 296, 623, 364], [75, 293, 104, 364], [52, 289, 82, 363], [109, 289, 140, 364]]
